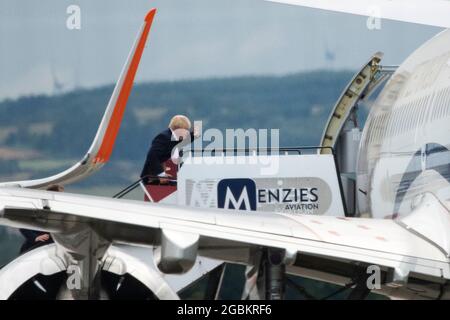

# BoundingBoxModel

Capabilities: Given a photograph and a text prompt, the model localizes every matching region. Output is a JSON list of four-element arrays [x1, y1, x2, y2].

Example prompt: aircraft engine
[[0, 244, 179, 300]]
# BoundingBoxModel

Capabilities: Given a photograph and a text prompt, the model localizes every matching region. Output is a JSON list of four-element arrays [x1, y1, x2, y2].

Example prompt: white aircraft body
[[1, 1, 450, 300]]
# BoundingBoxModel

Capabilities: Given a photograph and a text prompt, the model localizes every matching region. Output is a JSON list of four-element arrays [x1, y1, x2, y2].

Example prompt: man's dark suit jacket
[[19, 229, 53, 254], [140, 128, 194, 179]]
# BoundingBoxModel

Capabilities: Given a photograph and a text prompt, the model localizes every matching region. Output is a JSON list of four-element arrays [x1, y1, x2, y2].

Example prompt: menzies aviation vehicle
[[1, 0, 450, 300]]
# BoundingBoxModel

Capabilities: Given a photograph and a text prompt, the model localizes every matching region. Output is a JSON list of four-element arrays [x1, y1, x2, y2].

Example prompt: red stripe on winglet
[[94, 9, 156, 163]]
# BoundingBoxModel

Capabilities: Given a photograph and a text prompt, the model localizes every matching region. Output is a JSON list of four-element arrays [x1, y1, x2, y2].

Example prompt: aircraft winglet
[[91, 8, 157, 164], [0, 9, 157, 189], [145, 9, 156, 22]]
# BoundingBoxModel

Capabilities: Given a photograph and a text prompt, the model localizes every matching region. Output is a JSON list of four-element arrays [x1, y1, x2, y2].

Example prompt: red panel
[[144, 159, 178, 202], [164, 159, 178, 179], [144, 185, 177, 202]]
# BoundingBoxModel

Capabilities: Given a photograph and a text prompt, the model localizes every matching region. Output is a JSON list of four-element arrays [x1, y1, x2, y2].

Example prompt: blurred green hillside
[[0, 70, 361, 191]]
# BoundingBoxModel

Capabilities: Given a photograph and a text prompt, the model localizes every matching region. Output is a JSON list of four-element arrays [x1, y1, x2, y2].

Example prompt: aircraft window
[[432, 89, 444, 121], [374, 114, 381, 143], [436, 88, 446, 120], [374, 114, 382, 143], [393, 109, 400, 136], [412, 101, 418, 129], [394, 105, 405, 135], [414, 100, 421, 130], [405, 102, 411, 132], [413, 99, 420, 130], [445, 87, 450, 117], [417, 97, 425, 127], [413, 97, 427, 130], [377, 114, 384, 142], [425, 96, 433, 121], [367, 117, 375, 144], [439, 89, 446, 119], [440, 88, 447, 119], [433, 91, 440, 121], [407, 101, 414, 131], [418, 96, 429, 126], [441, 89, 447, 118], [386, 110, 397, 136], [402, 104, 413, 131], [384, 113, 392, 139], [371, 117, 378, 144], [372, 116, 379, 143], [406, 103, 411, 131], [383, 113, 389, 141], [388, 110, 394, 137], [370, 116, 377, 143], [380, 113, 388, 142], [396, 105, 403, 136], [414, 97, 423, 128]]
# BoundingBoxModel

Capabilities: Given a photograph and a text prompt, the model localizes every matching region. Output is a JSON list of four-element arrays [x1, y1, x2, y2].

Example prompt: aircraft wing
[[1, 187, 449, 286], [0, 9, 157, 189], [266, 0, 450, 29]]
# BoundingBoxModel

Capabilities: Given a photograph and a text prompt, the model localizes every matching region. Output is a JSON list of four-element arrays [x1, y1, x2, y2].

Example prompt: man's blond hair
[[168, 115, 191, 130]]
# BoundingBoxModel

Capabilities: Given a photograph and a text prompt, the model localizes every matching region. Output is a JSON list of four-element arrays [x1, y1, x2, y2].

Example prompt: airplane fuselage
[[358, 29, 450, 220]]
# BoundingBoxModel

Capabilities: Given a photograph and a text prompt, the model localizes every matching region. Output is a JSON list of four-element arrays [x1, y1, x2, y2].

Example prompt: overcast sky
[[0, 0, 441, 100]]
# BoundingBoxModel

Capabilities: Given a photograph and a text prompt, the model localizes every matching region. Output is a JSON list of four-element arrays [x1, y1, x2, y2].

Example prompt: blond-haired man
[[140, 115, 198, 182]]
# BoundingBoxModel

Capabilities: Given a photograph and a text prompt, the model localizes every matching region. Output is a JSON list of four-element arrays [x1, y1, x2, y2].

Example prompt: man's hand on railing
[[158, 173, 174, 185]]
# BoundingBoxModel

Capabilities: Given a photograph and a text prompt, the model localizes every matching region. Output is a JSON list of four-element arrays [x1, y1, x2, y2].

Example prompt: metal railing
[[113, 175, 177, 199], [185, 146, 335, 156]]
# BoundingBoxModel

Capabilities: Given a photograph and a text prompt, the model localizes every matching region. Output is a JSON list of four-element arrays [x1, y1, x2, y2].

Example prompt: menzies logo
[[218, 179, 257, 211]]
